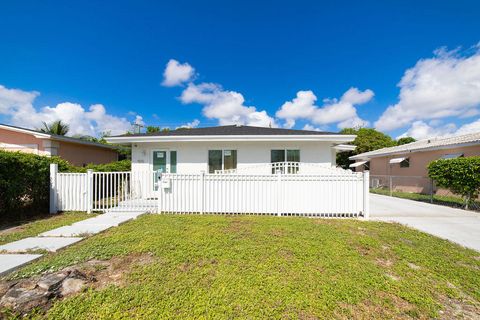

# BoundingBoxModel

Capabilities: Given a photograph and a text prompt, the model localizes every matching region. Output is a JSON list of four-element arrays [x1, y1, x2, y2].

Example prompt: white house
[[52, 125, 368, 217], [105, 125, 356, 174]]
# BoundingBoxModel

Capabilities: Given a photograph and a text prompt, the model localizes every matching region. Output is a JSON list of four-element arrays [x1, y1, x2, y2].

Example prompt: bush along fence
[[50, 164, 370, 219], [0, 150, 131, 224], [369, 156, 480, 211]]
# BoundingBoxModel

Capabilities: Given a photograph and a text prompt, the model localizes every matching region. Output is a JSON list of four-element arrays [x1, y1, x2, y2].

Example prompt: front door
[[153, 150, 168, 174]]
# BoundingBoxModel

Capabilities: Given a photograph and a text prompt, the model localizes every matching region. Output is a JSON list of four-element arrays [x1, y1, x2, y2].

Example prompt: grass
[[5, 215, 480, 319], [0, 212, 95, 245], [370, 188, 480, 210]]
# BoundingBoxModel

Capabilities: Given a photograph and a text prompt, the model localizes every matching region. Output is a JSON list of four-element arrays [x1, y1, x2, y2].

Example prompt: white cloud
[[276, 87, 372, 129], [397, 117, 480, 140], [180, 82, 276, 127], [397, 121, 456, 140], [375, 46, 480, 131], [0, 84, 137, 136], [302, 124, 323, 131], [162, 59, 195, 87], [177, 119, 200, 129]]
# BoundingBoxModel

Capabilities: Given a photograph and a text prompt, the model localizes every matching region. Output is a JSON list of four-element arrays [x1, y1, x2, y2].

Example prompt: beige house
[[349, 132, 480, 193], [0, 123, 118, 166]]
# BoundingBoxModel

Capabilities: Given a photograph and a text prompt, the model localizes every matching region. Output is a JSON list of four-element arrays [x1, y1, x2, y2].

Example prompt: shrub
[[83, 159, 131, 172], [428, 157, 480, 209], [0, 151, 130, 223], [0, 151, 78, 223]]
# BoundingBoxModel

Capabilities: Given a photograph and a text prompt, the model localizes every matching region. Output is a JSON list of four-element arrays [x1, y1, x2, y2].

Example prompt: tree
[[428, 157, 480, 209], [397, 137, 416, 145], [146, 126, 161, 133], [336, 128, 396, 169], [39, 120, 69, 135]]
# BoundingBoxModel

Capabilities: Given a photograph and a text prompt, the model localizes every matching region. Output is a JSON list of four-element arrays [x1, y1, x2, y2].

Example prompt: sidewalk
[[0, 211, 145, 276]]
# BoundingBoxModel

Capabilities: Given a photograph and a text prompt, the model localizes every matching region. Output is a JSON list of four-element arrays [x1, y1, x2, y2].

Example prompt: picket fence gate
[[49, 164, 370, 218]]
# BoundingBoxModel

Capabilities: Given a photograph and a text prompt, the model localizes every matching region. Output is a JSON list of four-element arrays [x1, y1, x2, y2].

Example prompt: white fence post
[[86, 169, 93, 213], [276, 172, 282, 216], [363, 170, 370, 219], [49, 163, 58, 214], [200, 171, 205, 214]]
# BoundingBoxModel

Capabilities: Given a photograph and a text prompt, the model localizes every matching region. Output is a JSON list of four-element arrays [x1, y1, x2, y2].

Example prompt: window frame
[[270, 149, 301, 163], [400, 158, 410, 168], [151, 149, 177, 173], [208, 149, 237, 173]]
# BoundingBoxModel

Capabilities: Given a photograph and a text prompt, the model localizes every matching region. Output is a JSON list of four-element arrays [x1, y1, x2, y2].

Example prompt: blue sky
[[1, 0, 480, 139]]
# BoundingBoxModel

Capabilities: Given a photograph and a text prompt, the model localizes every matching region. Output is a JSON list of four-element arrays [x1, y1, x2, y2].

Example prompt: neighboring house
[[349, 132, 480, 193], [0, 123, 118, 166], [105, 125, 355, 175]]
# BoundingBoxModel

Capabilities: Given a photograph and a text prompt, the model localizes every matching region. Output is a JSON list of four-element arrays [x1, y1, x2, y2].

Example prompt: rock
[[0, 287, 49, 314], [60, 278, 86, 296], [37, 272, 68, 291]]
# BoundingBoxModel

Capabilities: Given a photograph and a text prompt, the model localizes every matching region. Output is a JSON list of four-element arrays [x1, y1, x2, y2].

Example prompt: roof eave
[[349, 140, 480, 160], [105, 134, 356, 144]]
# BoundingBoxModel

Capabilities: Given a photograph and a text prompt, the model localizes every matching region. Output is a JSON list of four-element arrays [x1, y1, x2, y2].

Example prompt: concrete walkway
[[0, 211, 145, 276], [370, 193, 480, 252]]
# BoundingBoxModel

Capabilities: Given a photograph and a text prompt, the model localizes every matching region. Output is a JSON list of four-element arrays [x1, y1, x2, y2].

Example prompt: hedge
[[428, 156, 480, 209], [0, 150, 131, 224]]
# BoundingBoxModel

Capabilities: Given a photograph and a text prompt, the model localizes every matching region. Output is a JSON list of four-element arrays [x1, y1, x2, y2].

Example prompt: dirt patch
[[224, 218, 253, 238], [0, 253, 155, 317], [335, 292, 419, 319], [376, 258, 394, 268], [177, 258, 218, 273], [0, 225, 25, 238], [438, 295, 480, 319], [407, 262, 421, 270]]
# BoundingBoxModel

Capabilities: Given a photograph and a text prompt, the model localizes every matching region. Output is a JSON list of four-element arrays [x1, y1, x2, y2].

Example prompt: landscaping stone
[[0, 237, 83, 253], [37, 272, 69, 291], [0, 268, 92, 315], [60, 278, 86, 296]]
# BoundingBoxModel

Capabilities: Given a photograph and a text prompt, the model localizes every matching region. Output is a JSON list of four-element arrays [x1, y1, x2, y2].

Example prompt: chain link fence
[[370, 175, 480, 211]]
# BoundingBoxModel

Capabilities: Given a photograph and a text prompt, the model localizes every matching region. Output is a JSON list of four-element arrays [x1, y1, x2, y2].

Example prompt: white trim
[[350, 141, 480, 160], [349, 161, 367, 168], [0, 124, 51, 138], [105, 134, 356, 144], [333, 144, 357, 151], [389, 157, 406, 164]]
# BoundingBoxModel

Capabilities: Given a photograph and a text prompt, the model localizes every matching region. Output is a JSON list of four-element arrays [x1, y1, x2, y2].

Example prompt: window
[[209, 150, 237, 173], [270, 149, 300, 163], [400, 158, 410, 168], [271, 149, 300, 173]]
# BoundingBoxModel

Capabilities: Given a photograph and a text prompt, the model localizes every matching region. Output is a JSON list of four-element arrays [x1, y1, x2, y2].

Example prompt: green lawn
[[5, 215, 480, 319], [0, 212, 95, 245]]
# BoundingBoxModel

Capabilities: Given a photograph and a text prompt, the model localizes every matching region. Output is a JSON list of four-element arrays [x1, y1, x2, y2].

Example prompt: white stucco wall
[[131, 140, 337, 174]]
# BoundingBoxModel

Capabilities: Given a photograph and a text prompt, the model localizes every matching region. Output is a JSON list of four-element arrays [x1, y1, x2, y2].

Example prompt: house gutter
[[105, 134, 357, 144]]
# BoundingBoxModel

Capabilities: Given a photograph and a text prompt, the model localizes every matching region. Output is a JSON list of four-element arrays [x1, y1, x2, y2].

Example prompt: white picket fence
[[49, 164, 370, 218]]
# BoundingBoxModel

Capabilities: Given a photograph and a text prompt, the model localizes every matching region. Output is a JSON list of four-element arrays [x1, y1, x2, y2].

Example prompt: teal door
[[153, 150, 167, 173], [153, 151, 167, 191]]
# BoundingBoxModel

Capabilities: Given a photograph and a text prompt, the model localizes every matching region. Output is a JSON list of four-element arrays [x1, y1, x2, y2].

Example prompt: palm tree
[[39, 120, 70, 135]]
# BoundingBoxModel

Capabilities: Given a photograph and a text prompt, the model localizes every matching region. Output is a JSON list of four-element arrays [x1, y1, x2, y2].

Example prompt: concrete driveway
[[370, 193, 480, 252]]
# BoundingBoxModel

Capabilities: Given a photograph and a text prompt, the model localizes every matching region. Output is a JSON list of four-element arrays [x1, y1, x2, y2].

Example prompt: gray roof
[[350, 131, 480, 160], [117, 125, 339, 137]]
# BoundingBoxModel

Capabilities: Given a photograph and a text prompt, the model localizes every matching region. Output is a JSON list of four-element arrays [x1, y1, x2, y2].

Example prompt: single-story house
[[0, 123, 119, 166], [105, 125, 356, 174], [349, 132, 480, 193]]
